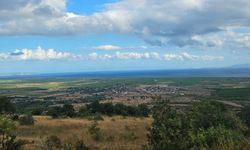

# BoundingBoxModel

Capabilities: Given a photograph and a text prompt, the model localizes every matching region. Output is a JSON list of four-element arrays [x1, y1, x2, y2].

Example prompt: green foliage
[[148, 100, 249, 150], [86, 101, 149, 117], [81, 94, 106, 102], [15, 100, 52, 114], [0, 97, 15, 114], [0, 116, 25, 150], [47, 106, 62, 118], [190, 101, 246, 132], [47, 104, 76, 118], [0, 116, 16, 135], [194, 126, 246, 149], [62, 104, 75, 118], [239, 105, 250, 128], [213, 88, 250, 101], [77, 107, 92, 118], [148, 100, 191, 150]]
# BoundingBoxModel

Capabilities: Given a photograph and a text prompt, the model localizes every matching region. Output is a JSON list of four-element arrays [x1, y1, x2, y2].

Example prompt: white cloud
[[227, 31, 250, 49], [94, 45, 122, 50], [0, 47, 224, 62], [0, 47, 76, 61], [88, 51, 224, 61], [163, 52, 224, 61], [0, 0, 249, 48]]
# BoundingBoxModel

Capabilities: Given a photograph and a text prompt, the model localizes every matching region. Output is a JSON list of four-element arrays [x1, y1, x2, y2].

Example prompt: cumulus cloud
[[94, 45, 122, 50], [0, 47, 76, 61], [0, 0, 249, 48], [226, 31, 250, 49], [0, 47, 224, 62], [162, 52, 224, 61], [87, 51, 224, 61]]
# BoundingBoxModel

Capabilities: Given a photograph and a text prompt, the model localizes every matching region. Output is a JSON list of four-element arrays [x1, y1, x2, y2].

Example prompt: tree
[[239, 105, 250, 128], [148, 100, 191, 150], [0, 97, 15, 114], [47, 106, 62, 118], [148, 100, 248, 150], [190, 101, 247, 149], [137, 104, 150, 117], [62, 104, 75, 117], [47, 104, 76, 118]]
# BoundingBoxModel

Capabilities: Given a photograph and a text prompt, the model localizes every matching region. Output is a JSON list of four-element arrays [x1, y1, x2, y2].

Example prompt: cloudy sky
[[0, 0, 250, 73]]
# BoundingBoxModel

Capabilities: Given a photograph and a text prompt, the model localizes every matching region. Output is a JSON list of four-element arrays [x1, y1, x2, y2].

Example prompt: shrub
[[86, 101, 150, 117], [122, 132, 138, 141], [239, 104, 250, 128], [148, 100, 191, 150], [74, 140, 89, 150], [47, 104, 75, 118], [62, 104, 75, 118], [5, 135, 28, 150], [31, 108, 44, 115], [47, 106, 62, 118], [18, 114, 35, 125], [78, 107, 91, 118], [0, 97, 16, 114], [148, 100, 248, 150], [0, 115, 26, 150], [63, 143, 71, 150], [43, 135, 62, 150], [88, 121, 102, 141]]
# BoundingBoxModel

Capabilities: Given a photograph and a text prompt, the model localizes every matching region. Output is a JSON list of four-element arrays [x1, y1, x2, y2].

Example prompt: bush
[[47, 104, 76, 118], [88, 121, 102, 141], [42, 135, 62, 150], [74, 140, 89, 150], [0, 115, 26, 150], [0, 97, 16, 114], [47, 106, 62, 118], [31, 108, 44, 115], [148, 100, 191, 150], [78, 107, 92, 118], [148, 100, 248, 150], [122, 132, 138, 141], [5, 135, 28, 150], [18, 114, 35, 125], [86, 101, 150, 117], [239, 105, 250, 127]]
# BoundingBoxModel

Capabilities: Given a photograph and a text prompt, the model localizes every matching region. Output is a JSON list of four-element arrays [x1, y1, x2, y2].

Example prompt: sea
[[1, 68, 250, 79]]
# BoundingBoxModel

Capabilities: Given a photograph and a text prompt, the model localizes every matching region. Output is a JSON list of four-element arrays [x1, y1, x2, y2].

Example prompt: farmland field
[[1, 77, 250, 149]]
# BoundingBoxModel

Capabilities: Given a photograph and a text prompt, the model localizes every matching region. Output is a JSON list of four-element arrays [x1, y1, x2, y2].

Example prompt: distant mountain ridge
[[230, 64, 250, 69]]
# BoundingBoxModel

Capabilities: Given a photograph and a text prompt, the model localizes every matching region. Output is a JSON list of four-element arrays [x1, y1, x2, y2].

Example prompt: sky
[[0, 0, 250, 74]]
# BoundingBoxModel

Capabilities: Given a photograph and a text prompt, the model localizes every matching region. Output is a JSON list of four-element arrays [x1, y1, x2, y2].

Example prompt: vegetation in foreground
[[148, 100, 250, 150], [1, 95, 250, 149]]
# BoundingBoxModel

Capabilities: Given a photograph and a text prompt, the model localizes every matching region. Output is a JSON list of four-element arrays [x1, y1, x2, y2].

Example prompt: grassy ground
[[17, 116, 152, 150]]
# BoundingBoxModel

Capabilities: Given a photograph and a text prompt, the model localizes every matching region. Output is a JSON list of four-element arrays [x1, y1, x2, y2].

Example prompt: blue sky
[[0, 0, 250, 74]]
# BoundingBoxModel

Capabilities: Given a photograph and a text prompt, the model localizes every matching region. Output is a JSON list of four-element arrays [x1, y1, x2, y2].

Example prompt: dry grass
[[17, 116, 152, 150]]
